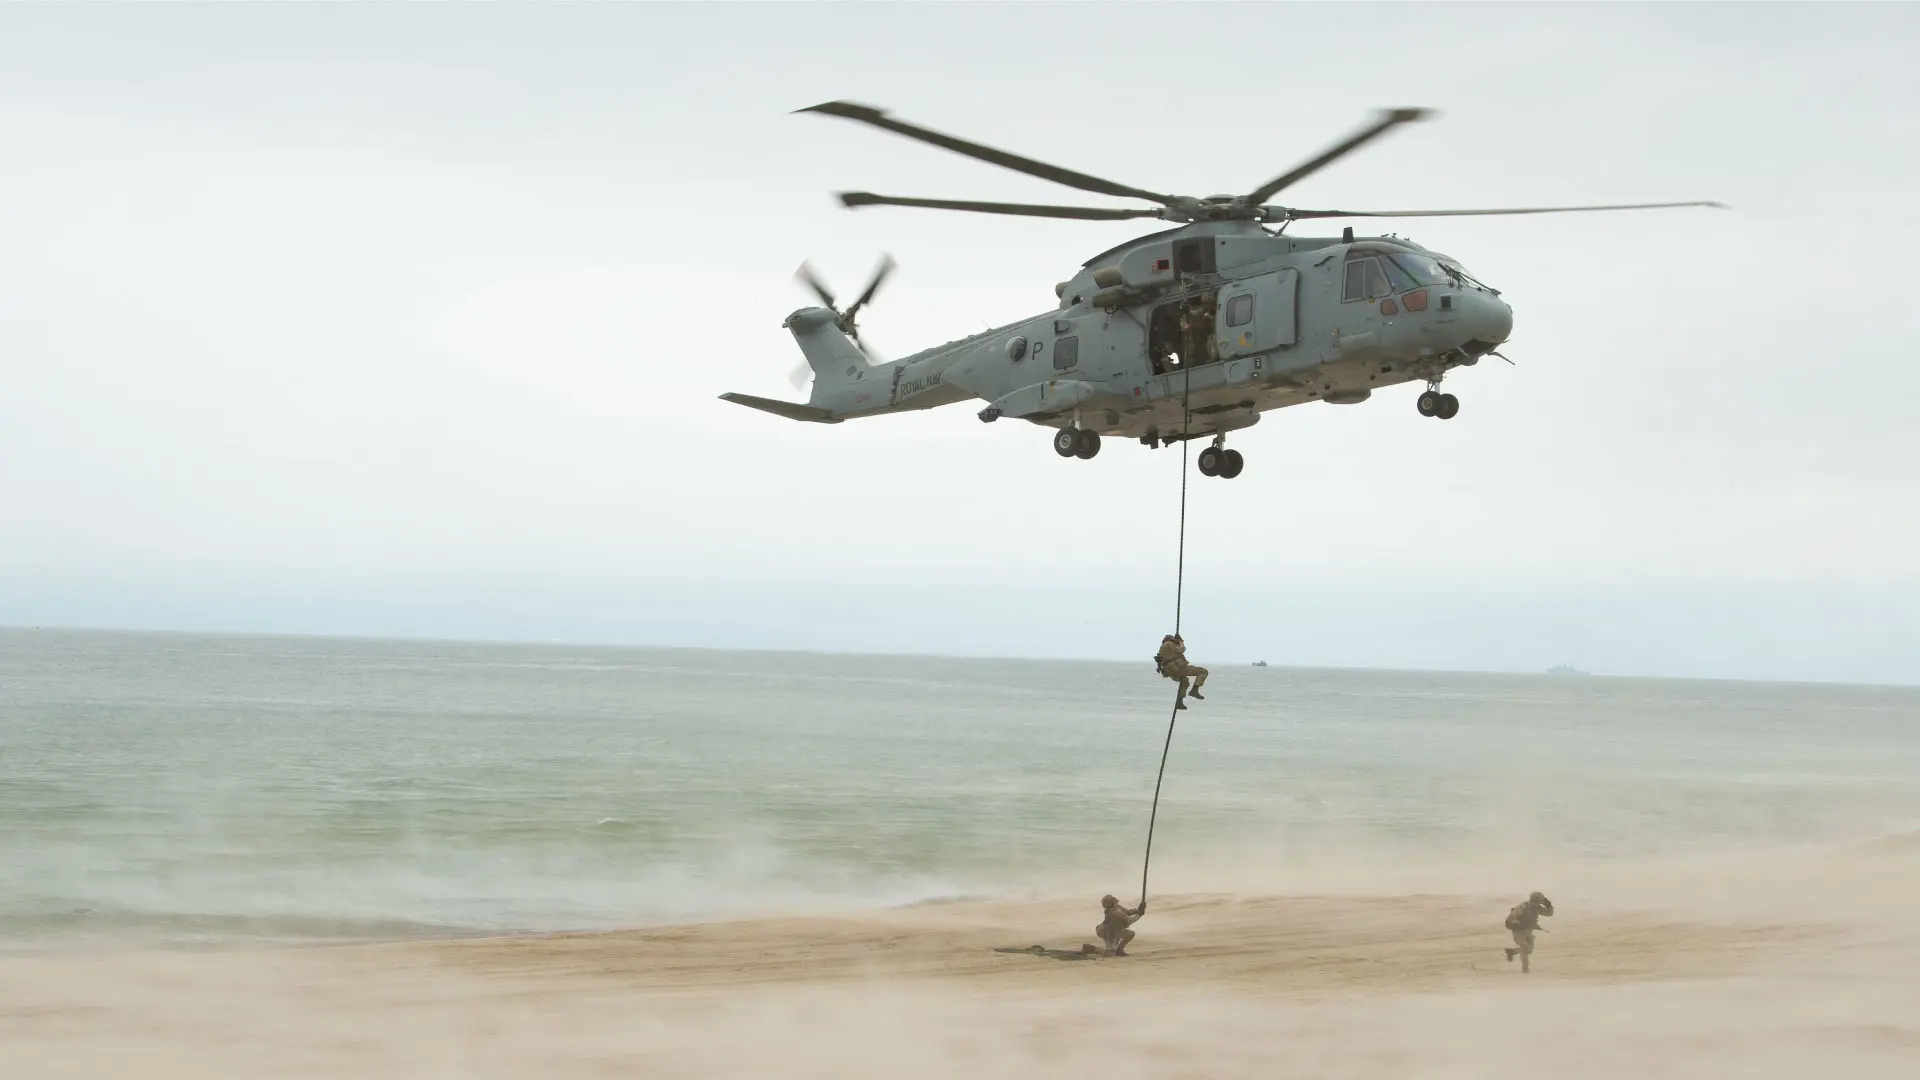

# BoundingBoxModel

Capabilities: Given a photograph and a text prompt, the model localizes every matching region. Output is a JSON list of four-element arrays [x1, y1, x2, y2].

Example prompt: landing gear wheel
[[1218, 449, 1244, 479], [1074, 429, 1102, 459], [1417, 390, 1441, 417], [1435, 393, 1460, 420], [1197, 446, 1222, 476], [1053, 427, 1080, 457]]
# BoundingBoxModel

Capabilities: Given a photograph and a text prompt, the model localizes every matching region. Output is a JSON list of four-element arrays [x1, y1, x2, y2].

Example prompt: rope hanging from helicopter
[[1137, 366, 1193, 910], [769, 99, 1721, 930]]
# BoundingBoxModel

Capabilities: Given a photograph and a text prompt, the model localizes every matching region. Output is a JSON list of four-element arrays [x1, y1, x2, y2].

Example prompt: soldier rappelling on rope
[[1155, 634, 1208, 709], [1094, 894, 1145, 956]]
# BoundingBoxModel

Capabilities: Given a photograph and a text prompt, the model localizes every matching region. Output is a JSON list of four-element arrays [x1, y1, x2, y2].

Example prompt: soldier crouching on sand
[[1504, 891, 1554, 973], [1155, 634, 1208, 709], [1096, 894, 1145, 956]]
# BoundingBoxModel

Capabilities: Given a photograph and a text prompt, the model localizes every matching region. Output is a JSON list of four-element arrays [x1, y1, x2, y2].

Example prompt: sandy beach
[[6, 839, 1915, 1079]]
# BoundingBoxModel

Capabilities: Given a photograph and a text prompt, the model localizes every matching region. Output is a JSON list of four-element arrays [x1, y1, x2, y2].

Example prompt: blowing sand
[[4, 841, 1916, 1079]]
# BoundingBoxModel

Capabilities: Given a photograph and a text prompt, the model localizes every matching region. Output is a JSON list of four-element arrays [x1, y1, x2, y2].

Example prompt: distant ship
[[1546, 665, 1589, 676], [1252, 661, 1268, 667]]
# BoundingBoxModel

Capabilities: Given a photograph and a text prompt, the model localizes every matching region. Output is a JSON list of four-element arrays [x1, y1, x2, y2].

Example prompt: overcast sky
[[2, 3, 1916, 683]]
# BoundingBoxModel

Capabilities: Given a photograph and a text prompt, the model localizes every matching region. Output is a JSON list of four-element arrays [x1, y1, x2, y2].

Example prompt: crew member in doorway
[[1179, 305, 1205, 366], [1504, 891, 1555, 973], [1155, 634, 1208, 709], [1095, 894, 1145, 956], [1179, 298, 1216, 366]]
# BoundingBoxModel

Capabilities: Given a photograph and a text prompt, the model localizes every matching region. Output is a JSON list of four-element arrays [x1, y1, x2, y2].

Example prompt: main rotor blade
[[801, 101, 1179, 207], [794, 261, 836, 309], [842, 253, 896, 324], [1243, 107, 1435, 204], [1276, 200, 1728, 220], [838, 191, 1162, 221]]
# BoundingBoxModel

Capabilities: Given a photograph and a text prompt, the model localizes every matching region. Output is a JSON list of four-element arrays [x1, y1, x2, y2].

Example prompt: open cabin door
[[1215, 268, 1298, 360]]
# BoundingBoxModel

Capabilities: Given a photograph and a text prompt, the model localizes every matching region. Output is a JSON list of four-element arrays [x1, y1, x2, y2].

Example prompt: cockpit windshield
[[1386, 253, 1453, 287], [1385, 251, 1494, 293], [1451, 263, 1493, 292]]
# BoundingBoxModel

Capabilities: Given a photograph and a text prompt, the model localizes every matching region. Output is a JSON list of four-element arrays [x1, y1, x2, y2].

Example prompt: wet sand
[[432, 889, 1820, 992], [3, 843, 1916, 1078]]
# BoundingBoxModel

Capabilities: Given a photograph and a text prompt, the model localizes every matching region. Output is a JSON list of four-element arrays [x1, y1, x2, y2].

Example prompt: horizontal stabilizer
[[719, 392, 841, 424]]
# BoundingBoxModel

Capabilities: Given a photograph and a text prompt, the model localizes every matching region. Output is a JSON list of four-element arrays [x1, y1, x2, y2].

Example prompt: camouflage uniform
[[1095, 894, 1144, 956], [1181, 301, 1217, 365], [1503, 891, 1554, 973], [1155, 635, 1208, 707], [1178, 307, 1208, 366]]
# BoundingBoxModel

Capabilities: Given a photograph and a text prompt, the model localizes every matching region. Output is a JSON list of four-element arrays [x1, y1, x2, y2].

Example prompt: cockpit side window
[[1342, 258, 1372, 302], [1345, 256, 1393, 301], [1364, 259, 1391, 299]]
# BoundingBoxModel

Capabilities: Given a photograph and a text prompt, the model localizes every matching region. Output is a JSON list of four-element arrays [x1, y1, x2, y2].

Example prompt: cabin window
[[1173, 237, 1216, 276], [1053, 335, 1080, 370], [1343, 257, 1392, 302], [1224, 293, 1254, 327]]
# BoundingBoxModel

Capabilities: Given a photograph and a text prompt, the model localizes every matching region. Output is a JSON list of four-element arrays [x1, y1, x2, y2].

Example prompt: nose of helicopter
[[1460, 291, 1513, 357]]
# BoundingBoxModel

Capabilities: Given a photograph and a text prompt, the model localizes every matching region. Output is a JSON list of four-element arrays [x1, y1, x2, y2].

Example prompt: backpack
[[1504, 904, 1530, 932]]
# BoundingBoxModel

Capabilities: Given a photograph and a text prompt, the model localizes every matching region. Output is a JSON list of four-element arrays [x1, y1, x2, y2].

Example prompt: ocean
[[2, 628, 1916, 950]]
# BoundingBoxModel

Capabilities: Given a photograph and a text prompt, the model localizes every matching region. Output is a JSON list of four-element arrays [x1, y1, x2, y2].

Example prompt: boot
[[1505, 948, 1517, 962], [1176, 699, 1188, 710], [1190, 689, 1204, 700]]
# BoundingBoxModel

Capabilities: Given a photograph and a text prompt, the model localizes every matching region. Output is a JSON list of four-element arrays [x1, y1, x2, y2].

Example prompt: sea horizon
[[5, 622, 1914, 691]]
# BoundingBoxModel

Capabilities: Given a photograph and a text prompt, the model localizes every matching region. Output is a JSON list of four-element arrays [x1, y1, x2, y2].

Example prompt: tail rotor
[[791, 254, 894, 391], [796, 253, 894, 346]]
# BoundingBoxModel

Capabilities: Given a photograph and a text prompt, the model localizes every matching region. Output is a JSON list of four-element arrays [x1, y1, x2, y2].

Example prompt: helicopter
[[721, 101, 1723, 479]]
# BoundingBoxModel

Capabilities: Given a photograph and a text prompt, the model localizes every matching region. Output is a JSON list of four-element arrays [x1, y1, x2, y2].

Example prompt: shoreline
[[4, 847, 1912, 1078], [6, 829, 1913, 958]]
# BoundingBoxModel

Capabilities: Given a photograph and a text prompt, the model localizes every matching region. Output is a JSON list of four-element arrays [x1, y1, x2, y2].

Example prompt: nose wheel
[[1197, 444, 1244, 479], [1054, 426, 1102, 459], [1416, 389, 1460, 420]]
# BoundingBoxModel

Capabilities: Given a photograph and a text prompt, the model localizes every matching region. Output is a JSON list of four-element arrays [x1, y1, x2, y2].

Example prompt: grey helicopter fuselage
[[752, 218, 1512, 448], [720, 99, 1718, 471]]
